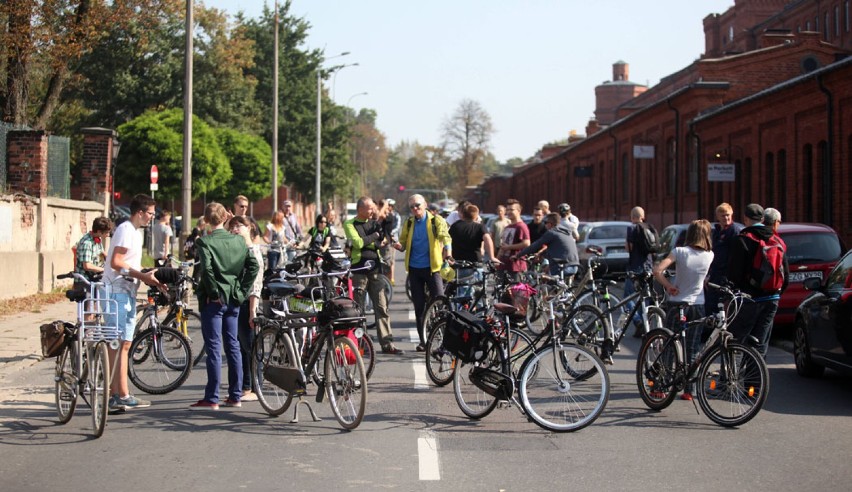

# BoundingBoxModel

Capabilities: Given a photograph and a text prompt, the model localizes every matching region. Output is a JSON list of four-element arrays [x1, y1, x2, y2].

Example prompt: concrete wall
[[0, 194, 104, 299]]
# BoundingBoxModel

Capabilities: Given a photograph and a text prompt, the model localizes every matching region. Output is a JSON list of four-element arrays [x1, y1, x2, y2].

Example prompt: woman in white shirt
[[653, 219, 714, 401]]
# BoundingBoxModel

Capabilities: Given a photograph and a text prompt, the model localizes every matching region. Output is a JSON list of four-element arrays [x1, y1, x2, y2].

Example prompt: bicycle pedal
[[497, 400, 513, 409]]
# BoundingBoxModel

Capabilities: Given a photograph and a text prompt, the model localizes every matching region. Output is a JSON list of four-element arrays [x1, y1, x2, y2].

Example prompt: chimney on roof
[[613, 61, 628, 81]]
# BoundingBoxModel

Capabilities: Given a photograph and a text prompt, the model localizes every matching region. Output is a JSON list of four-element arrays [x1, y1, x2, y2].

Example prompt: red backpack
[[743, 231, 786, 293]]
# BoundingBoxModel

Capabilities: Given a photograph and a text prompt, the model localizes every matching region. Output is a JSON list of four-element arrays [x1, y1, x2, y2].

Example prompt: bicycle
[[636, 282, 769, 427], [443, 283, 610, 432], [251, 263, 372, 430], [52, 272, 119, 438]]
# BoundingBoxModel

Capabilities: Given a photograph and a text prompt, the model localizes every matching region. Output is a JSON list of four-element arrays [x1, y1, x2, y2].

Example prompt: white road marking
[[404, 327, 420, 343], [418, 430, 441, 481], [413, 361, 429, 389], [408, 309, 416, 320]]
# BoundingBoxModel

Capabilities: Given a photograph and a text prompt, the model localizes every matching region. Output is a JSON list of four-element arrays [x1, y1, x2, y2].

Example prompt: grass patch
[[0, 290, 68, 318]]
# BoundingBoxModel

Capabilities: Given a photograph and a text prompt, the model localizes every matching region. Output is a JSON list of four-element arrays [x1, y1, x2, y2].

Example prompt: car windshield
[[781, 232, 843, 264], [588, 225, 629, 241]]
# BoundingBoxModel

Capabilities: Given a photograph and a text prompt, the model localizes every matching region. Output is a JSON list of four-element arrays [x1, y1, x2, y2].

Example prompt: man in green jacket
[[345, 196, 403, 355], [393, 193, 451, 351]]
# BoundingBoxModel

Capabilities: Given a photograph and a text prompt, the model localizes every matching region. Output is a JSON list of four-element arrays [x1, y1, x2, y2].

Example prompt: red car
[[775, 223, 846, 325]]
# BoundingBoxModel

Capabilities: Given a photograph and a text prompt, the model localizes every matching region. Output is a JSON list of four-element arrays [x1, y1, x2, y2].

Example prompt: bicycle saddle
[[493, 303, 518, 315]]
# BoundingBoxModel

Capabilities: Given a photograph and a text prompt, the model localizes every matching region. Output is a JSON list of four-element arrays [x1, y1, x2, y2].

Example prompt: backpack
[[743, 231, 786, 293], [637, 222, 660, 254]]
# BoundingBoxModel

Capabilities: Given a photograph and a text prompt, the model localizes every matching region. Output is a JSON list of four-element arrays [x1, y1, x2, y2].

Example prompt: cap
[[282, 199, 292, 207], [744, 203, 764, 221], [387, 199, 396, 206], [427, 203, 440, 212], [557, 203, 571, 213]]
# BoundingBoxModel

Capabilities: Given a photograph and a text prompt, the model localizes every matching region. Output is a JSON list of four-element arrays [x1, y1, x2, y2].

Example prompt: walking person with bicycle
[[346, 196, 404, 355], [652, 219, 714, 400], [625, 206, 657, 336], [726, 204, 789, 358], [517, 212, 580, 280], [190, 203, 260, 410], [103, 194, 162, 411], [393, 193, 452, 352], [495, 199, 530, 282]]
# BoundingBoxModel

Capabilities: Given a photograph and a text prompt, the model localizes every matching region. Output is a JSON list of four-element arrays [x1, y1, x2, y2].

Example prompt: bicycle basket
[[442, 310, 490, 363], [39, 321, 67, 358], [500, 283, 537, 318]]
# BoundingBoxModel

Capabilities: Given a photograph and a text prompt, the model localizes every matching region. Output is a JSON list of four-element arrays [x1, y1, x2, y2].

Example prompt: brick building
[[471, 0, 852, 246]]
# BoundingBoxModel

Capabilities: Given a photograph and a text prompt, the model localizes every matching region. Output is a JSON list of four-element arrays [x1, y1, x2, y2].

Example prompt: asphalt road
[[2, 260, 852, 491]]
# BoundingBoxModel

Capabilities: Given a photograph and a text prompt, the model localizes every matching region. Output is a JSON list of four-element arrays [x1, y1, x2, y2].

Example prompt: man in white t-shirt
[[103, 194, 162, 411], [152, 209, 173, 266]]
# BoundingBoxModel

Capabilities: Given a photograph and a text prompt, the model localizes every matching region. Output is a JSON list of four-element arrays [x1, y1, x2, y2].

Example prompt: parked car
[[576, 221, 632, 276], [655, 221, 745, 262], [793, 248, 852, 378], [776, 223, 846, 324]]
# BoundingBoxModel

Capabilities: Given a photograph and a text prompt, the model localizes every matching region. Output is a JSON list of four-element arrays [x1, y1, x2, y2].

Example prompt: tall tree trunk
[[3, 1, 33, 125]]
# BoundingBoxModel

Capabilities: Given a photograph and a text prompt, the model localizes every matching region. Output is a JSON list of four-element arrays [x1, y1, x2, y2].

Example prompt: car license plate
[[607, 247, 625, 254], [789, 271, 822, 282]]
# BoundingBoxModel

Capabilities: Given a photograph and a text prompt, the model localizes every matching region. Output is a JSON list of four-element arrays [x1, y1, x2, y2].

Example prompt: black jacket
[[726, 224, 790, 298]]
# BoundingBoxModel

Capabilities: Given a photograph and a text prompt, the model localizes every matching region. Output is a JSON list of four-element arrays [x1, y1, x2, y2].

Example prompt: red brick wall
[[5, 131, 49, 197]]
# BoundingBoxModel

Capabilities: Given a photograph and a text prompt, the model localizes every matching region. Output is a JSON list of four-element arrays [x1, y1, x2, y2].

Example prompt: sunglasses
[[410, 203, 423, 210]]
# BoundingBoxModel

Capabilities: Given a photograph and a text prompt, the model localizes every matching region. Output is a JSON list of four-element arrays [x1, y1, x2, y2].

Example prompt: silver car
[[577, 221, 632, 275]]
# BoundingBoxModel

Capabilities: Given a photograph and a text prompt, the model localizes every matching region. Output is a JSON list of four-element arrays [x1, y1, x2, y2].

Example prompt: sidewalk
[[0, 300, 78, 379]]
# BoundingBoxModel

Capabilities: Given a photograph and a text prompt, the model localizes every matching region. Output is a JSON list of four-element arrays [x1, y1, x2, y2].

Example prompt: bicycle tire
[[576, 289, 625, 316], [358, 333, 376, 380], [55, 343, 78, 424], [696, 341, 769, 427], [90, 342, 110, 438], [452, 343, 501, 420], [636, 328, 681, 411], [519, 342, 610, 432], [252, 327, 296, 416], [644, 306, 666, 333], [128, 326, 193, 395], [562, 304, 607, 347], [325, 335, 367, 430], [425, 314, 456, 386]]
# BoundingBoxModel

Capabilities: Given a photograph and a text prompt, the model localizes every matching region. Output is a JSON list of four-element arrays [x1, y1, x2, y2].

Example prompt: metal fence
[[47, 135, 70, 198]]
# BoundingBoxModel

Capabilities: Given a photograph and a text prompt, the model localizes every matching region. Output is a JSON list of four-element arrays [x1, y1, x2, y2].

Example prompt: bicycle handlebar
[[277, 260, 374, 281]]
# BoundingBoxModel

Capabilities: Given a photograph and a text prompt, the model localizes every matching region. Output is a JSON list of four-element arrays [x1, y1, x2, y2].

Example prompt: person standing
[[385, 199, 402, 283], [653, 219, 714, 398], [625, 206, 654, 336], [527, 207, 547, 243], [264, 211, 286, 273], [191, 202, 259, 410], [233, 195, 262, 242], [495, 199, 531, 281], [705, 202, 743, 313], [103, 194, 162, 411], [449, 204, 497, 263], [518, 212, 579, 280], [74, 216, 112, 290], [536, 200, 551, 215], [557, 203, 580, 231], [346, 197, 403, 355], [726, 204, 789, 358], [152, 210, 173, 266], [490, 205, 510, 242], [281, 199, 303, 262], [394, 193, 452, 351], [228, 215, 264, 402], [445, 200, 469, 227]]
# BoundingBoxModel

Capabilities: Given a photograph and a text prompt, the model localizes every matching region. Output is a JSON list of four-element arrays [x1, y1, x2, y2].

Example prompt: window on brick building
[[598, 160, 604, 209], [825, 12, 830, 40], [777, 149, 787, 213], [836, 5, 841, 36], [666, 138, 676, 196], [817, 140, 828, 223], [803, 144, 814, 221], [846, 1, 850, 32], [688, 136, 699, 194], [806, 20, 811, 30], [815, 16, 820, 33], [621, 153, 629, 203], [765, 152, 775, 206]]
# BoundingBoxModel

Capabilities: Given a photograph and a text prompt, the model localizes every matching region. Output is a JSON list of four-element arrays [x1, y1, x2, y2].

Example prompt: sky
[[205, 0, 736, 163]]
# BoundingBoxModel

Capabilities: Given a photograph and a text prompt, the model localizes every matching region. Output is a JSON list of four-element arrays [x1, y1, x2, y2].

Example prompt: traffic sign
[[150, 183, 159, 191], [150, 165, 159, 184]]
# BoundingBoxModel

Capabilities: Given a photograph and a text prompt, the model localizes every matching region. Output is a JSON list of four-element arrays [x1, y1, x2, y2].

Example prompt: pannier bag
[[317, 297, 363, 326], [40, 321, 66, 358], [442, 310, 490, 363], [500, 283, 537, 318]]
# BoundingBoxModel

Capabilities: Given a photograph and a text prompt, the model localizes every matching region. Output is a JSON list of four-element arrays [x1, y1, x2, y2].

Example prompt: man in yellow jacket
[[393, 194, 452, 351]]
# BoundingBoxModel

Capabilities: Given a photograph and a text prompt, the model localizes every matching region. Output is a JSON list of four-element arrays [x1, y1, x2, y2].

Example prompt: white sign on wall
[[633, 145, 655, 159], [708, 163, 736, 182]]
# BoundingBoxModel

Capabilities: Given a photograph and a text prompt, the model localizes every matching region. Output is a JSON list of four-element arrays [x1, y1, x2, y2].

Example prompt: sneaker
[[381, 345, 405, 355], [602, 353, 614, 365], [241, 390, 258, 402], [108, 395, 126, 413], [117, 394, 151, 409], [189, 399, 220, 410], [681, 392, 693, 401], [222, 398, 241, 408], [415, 343, 426, 352]]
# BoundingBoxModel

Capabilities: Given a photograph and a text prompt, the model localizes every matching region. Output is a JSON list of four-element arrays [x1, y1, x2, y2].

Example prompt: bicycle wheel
[[696, 342, 769, 427], [644, 306, 666, 332], [452, 343, 501, 419], [525, 290, 548, 335], [175, 311, 206, 368], [90, 343, 110, 438], [379, 274, 393, 304], [128, 326, 193, 394], [519, 342, 610, 432], [252, 327, 296, 416], [562, 304, 607, 346], [576, 289, 624, 315], [358, 332, 376, 380], [55, 343, 78, 424], [131, 309, 156, 364], [425, 314, 456, 386], [325, 335, 367, 430], [636, 328, 681, 411]]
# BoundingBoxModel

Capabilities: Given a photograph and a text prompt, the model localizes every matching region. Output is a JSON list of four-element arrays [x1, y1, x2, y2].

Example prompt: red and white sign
[[150, 165, 159, 184]]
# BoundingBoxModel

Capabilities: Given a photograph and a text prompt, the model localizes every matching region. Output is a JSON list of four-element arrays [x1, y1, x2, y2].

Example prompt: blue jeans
[[238, 299, 256, 393], [728, 300, 778, 359], [201, 300, 242, 403]]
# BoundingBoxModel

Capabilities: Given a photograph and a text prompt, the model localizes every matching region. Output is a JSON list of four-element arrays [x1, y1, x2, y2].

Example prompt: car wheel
[[793, 317, 824, 378]]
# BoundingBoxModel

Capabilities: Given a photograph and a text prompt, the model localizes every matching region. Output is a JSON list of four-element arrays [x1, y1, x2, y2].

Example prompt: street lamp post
[[316, 52, 352, 214], [346, 91, 368, 107]]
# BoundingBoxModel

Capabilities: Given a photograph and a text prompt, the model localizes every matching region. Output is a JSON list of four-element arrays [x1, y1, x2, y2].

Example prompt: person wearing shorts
[[103, 194, 162, 411]]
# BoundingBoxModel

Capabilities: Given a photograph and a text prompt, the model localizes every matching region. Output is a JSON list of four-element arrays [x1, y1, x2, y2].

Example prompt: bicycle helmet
[[557, 203, 571, 214]]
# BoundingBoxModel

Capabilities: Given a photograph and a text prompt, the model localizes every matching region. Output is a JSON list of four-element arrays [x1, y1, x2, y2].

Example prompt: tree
[[115, 108, 231, 199], [214, 127, 272, 202], [0, 0, 166, 128], [350, 108, 388, 197], [440, 98, 494, 196]]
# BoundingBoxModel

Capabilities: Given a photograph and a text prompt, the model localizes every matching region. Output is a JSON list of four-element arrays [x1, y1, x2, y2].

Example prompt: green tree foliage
[[214, 127, 272, 202], [116, 108, 231, 199]]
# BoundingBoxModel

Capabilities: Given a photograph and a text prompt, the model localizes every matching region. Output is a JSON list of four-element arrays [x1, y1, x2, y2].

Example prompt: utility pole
[[272, 0, 279, 212], [181, 0, 193, 253]]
